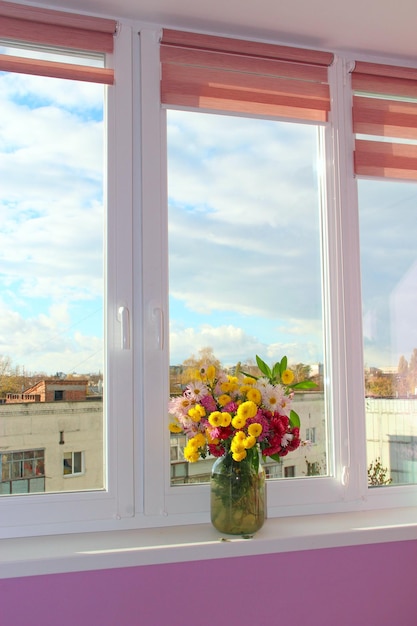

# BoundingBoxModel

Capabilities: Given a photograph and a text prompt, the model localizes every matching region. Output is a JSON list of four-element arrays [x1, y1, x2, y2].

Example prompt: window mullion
[[327, 56, 368, 501]]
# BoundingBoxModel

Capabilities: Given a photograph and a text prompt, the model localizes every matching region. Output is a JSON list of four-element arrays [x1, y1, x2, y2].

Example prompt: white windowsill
[[1, 506, 417, 579]]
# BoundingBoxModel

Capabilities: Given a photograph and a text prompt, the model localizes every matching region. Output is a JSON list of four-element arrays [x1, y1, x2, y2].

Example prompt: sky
[[167, 110, 324, 369], [2, 56, 417, 378], [0, 52, 104, 376], [167, 110, 417, 371]]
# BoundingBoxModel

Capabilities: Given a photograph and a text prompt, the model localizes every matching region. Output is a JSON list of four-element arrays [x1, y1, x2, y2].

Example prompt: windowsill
[[1, 506, 417, 579]]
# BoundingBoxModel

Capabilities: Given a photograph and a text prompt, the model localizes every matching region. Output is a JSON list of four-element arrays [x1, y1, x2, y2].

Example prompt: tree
[[408, 348, 417, 394], [396, 355, 409, 396], [180, 347, 222, 385], [368, 457, 392, 486]]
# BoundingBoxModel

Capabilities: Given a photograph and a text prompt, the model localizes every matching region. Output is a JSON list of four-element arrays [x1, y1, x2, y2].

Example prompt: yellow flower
[[208, 411, 223, 427], [184, 446, 199, 462], [244, 435, 257, 449], [168, 421, 182, 433], [206, 365, 216, 381], [234, 430, 246, 441], [232, 414, 246, 429], [221, 412, 232, 427], [218, 394, 232, 407], [188, 404, 206, 422], [232, 450, 247, 462], [281, 369, 295, 385], [231, 436, 245, 453], [242, 377, 255, 385], [193, 433, 206, 447], [237, 400, 257, 420], [246, 387, 261, 404], [248, 422, 263, 438]]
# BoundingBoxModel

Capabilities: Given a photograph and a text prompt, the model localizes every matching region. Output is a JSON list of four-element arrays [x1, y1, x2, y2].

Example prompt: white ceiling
[[22, 0, 417, 62]]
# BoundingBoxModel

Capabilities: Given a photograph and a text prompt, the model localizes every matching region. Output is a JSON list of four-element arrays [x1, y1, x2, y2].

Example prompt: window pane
[[168, 110, 327, 485], [359, 179, 417, 486], [0, 62, 105, 495]]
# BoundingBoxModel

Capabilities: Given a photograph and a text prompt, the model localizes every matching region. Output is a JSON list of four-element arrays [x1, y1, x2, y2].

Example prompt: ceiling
[[21, 0, 417, 62]]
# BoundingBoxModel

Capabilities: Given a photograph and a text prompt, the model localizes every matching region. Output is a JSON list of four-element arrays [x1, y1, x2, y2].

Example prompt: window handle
[[118, 305, 130, 350]]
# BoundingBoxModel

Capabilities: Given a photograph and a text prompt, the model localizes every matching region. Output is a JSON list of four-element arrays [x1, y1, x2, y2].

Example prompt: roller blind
[[161, 29, 334, 122], [352, 61, 417, 181], [0, 0, 117, 84]]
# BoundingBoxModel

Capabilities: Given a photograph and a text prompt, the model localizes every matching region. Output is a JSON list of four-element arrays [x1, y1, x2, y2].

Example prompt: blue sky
[[167, 110, 324, 368], [0, 59, 104, 376], [2, 58, 417, 377]]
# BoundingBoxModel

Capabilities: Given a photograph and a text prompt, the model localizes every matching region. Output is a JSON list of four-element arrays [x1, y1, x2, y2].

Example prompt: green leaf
[[240, 369, 257, 380], [289, 409, 300, 428], [256, 355, 271, 379], [268, 453, 283, 463], [290, 380, 318, 390], [271, 361, 281, 381], [279, 356, 288, 376]]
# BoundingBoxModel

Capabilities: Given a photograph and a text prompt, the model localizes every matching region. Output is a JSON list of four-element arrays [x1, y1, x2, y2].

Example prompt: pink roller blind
[[0, 0, 116, 84], [352, 61, 417, 181], [161, 29, 334, 122]]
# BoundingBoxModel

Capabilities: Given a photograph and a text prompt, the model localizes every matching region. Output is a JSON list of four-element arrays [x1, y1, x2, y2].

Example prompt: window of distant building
[[63, 451, 84, 476], [0, 449, 45, 494]]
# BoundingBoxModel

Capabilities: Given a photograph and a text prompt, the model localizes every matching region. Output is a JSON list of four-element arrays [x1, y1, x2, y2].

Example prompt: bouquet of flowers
[[168, 355, 316, 464]]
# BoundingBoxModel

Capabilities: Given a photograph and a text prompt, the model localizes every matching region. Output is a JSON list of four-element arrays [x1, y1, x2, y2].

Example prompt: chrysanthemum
[[246, 387, 262, 404], [168, 421, 182, 433], [237, 400, 257, 420], [188, 404, 206, 422], [231, 414, 246, 429], [168, 395, 193, 417], [281, 369, 295, 385], [247, 422, 263, 438], [261, 383, 285, 412], [218, 394, 232, 407], [244, 435, 257, 449], [220, 412, 232, 427], [208, 411, 223, 427], [185, 381, 208, 402], [232, 450, 247, 462]]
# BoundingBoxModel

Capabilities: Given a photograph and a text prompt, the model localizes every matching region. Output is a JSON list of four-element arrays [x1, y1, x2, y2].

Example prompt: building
[[0, 380, 103, 495], [5, 378, 89, 404]]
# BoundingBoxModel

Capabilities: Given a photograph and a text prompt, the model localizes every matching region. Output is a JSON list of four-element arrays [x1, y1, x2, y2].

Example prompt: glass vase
[[210, 447, 266, 535]]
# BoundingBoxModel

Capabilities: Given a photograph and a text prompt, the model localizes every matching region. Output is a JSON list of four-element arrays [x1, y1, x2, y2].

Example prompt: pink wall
[[1, 540, 416, 626]]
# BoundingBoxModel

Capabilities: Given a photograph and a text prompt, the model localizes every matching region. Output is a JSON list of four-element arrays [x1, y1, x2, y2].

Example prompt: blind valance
[[0, 0, 117, 84], [352, 61, 417, 181], [161, 29, 333, 123]]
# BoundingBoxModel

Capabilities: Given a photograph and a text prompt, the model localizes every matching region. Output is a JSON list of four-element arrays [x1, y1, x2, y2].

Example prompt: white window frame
[[1, 22, 417, 543], [63, 452, 84, 477], [0, 23, 135, 538]]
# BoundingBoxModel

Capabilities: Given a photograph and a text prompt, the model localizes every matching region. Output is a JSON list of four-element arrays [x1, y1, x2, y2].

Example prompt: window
[[1, 15, 417, 539], [306, 427, 317, 444], [352, 60, 417, 489], [0, 449, 45, 494], [0, 1, 135, 536], [63, 451, 83, 476]]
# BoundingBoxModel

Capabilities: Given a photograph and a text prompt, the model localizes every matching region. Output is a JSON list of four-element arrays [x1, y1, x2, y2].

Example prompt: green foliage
[[368, 457, 392, 486]]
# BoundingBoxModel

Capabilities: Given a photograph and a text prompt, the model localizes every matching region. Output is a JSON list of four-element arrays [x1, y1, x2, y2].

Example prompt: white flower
[[261, 382, 285, 412], [281, 433, 294, 448], [185, 381, 208, 402]]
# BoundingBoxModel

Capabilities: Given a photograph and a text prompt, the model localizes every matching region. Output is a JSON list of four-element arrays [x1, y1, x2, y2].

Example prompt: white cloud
[[0, 70, 104, 374]]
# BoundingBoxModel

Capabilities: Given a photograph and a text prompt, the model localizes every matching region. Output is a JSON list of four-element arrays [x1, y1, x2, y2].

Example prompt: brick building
[[5, 379, 89, 404]]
